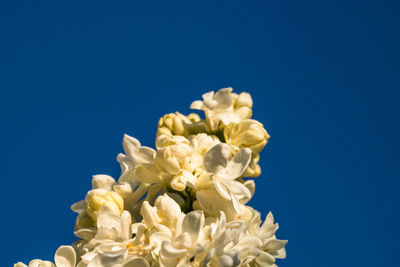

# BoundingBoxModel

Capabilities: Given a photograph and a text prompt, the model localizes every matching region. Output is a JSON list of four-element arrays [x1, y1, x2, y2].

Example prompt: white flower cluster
[[15, 88, 287, 267]]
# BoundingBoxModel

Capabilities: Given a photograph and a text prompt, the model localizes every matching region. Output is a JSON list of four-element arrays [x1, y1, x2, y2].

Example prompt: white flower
[[83, 246, 150, 267], [156, 112, 206, 138], [210, 210, 287, 267], [92, 175, 116, 191], [95, 210, 132, 242], [15, 260, 55, 267], [71, 176, 124, 230], [119, 135, 156, 171], [76, 209, 152, 267], [15, 246, 76, 267], [201, 212, 243, 267], [246, 212, 287, 263], [190, 88, 253, 131], [224, 119, 269, 155], [17, 89, 287, 267], [54, 246, 77, 267], [168, 133, 221, 191], [138, 194, 211, 266], [196, 143, 253, 218], [154, 138, 192, 175], [158, 210, 207, 267], [86, 190, 124, 221], [188, 133, 221, 171], [157, 112, 191, 137], [117, 134, 158, 184], [141, 194, 183, 230]]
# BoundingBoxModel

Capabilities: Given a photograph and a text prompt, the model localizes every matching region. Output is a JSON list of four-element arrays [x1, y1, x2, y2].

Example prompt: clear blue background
[[1, 1, 399, 266]]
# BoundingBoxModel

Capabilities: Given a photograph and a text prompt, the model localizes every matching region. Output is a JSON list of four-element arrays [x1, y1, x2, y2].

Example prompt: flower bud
[[86, 190, 124, 220], [141, 201, 161, 228], [224, 119, 269, 154], [156, 135, 190, 149], [187, 113, 208, 135], [155, 142, 192, 174], [155, 194, 182, 227], [170, 170, 196, 191], [157, 113, 190, 137], [235, 92, 253, 108], [187, 113, 201, 122]]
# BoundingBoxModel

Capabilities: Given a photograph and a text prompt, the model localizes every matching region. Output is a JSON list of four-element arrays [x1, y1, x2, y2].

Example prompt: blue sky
[[1, 1, 399, 266]]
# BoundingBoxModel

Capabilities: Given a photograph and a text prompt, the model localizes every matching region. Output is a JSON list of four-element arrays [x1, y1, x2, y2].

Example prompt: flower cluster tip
[[16, 88, 287, 267]]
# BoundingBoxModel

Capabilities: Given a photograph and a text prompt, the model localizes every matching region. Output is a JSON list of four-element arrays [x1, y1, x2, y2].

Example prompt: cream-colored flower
[[157, 112, 190, 137], [81, 245, 150, 267], [17, 89, 287, 267], [247, 211, 287, 262], [141, 195, 209, 267], [15, 246, 76, 267], [154, 140, 192, 175], [196, 143, 253, 219], [189, 133, 221, 170], [91, 174, 116, 191], [76, 208, 152, 267], [154, 135, 195, 191], [120, 135, 192, 188], [224, 119, 269, 155], [170, 170, 196, 191], [210, 210, 287, 267], [86, 190, 124, 221], [141, 194, 183, 230], [120, 135, 156, 169], [200, 212, 243, 267], [71, 175, 122, 230], [15, 260, 55, 267], [158, 210, 207, 267], [156, 112, 206, 137], [190, 88, 253, 131], [117, 135, 158, 184], [94, 210, 132, 242]]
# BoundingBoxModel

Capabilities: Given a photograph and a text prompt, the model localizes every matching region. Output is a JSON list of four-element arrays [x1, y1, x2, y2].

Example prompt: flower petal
[[223, 180, 251, 199], [213, 87, 233, 109], [155, 194, 182, 226], [70, 200, 86, 213], [203, 143, 230, 173], [141, 201, 161, 228], [230, 191, 244, 214], [122, 257, 150, 267], [74, 228, 96, 240], [54, 246, 76, 267], [130, 163, 162, 183], [213, 179, 231, 200], [160, 241, 186, 258], [255, 251, 276, 266], [196, 189, 223, 215], [218, 255, 234, 267], [29, 260, 55, 267], [182, 210, 204, 243], [219, 148, 252, 180], [123, 134, 155, 166], [190, 100, 204, 110], [92, 175, 116, 191], [263, 239, 288, 251]]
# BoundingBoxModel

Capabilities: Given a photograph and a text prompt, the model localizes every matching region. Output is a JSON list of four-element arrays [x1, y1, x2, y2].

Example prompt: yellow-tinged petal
[[87, 191, 124, 220]]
